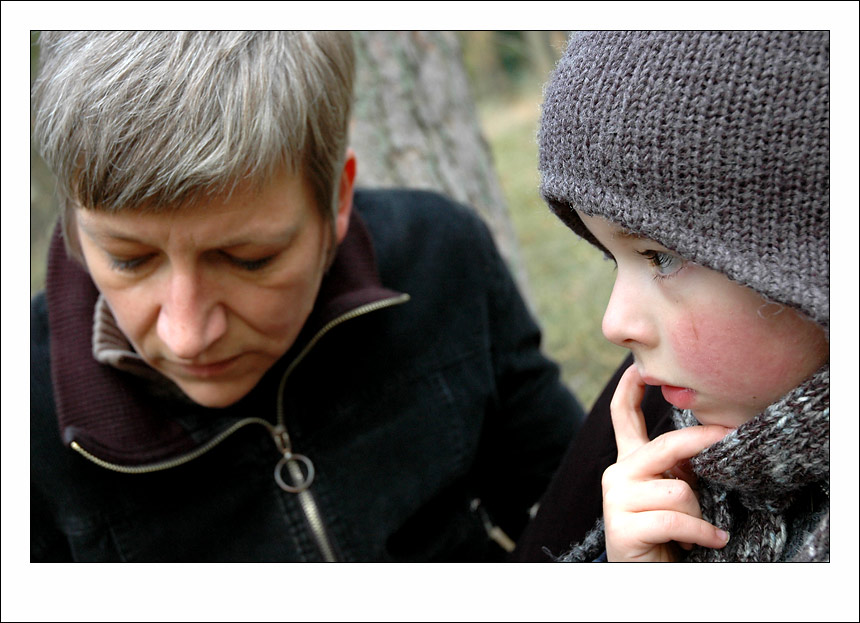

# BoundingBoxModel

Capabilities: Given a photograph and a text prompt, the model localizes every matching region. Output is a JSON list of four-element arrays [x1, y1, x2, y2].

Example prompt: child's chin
[[689, 406, 749, 430]]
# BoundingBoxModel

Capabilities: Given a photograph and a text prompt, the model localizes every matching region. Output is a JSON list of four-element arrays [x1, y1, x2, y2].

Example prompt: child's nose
[[601, 278, 655, 349]]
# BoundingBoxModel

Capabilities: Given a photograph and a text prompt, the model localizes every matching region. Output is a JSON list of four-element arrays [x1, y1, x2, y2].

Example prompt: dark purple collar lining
[[45, 211, 405, 466]]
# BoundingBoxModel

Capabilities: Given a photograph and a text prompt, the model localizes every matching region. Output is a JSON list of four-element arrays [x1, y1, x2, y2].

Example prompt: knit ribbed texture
[[92, 295, 166, 383], [558, 365, 829, 562], [539, 31, 829, 329], [676, 364, 829, 562]]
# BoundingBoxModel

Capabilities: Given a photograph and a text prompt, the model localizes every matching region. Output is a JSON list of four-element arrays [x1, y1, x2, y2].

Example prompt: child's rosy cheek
[[670, 314, 727, 379], [669, 312, 776, 394]]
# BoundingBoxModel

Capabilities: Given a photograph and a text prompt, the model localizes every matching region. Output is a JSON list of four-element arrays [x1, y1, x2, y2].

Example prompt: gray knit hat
[[539, 31, 829, 329]]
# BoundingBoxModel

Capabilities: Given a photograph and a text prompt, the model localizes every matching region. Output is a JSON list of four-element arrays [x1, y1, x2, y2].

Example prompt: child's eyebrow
[[612, 228, 647, 241]]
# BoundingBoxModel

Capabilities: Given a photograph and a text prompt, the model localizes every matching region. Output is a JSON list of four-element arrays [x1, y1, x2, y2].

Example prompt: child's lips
[[659, 385, 696, 409], [638, 373, 671, 387], [639, 374, 696, 409]]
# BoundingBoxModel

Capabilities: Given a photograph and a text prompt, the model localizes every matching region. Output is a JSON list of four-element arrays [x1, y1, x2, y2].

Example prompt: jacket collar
[[46, 208, 404, 466]]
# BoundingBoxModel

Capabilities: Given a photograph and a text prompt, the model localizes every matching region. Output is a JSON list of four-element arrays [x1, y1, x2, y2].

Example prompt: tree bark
[[351, 31, 531, 302]]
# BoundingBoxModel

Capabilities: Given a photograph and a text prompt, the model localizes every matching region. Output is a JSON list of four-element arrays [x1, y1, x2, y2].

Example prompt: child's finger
[[630, 510, 730, 552], [608, 478, 703, 519], [609, 365, 650, 459], [623, 425, 732, 480], [661, 459, 697, 490]]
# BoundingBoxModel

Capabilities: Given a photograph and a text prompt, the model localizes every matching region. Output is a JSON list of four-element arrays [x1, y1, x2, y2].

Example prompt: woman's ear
[[334, 148, 357, 245], [62, 203, 88, 268]]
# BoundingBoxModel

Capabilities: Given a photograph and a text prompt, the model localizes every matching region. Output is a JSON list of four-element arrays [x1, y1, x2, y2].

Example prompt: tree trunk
[[350, 31, 532, 302]]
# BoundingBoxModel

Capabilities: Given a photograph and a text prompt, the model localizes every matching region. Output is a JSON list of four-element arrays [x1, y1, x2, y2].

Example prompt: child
[[516, 30, 829, 562]]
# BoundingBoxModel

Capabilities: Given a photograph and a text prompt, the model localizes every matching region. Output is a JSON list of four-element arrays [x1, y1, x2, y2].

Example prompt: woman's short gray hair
[[31, 31, 355, 255]]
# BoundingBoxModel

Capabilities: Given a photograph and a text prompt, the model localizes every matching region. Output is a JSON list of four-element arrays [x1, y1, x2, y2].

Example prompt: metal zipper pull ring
[[271, 424, 315, 493], [274, 452, 315, 493]]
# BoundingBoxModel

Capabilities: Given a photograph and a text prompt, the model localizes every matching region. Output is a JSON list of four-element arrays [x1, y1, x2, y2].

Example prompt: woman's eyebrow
[[76, 219, 299, 248], [75, 220, 135, 243], [217, 225, 300, 248]]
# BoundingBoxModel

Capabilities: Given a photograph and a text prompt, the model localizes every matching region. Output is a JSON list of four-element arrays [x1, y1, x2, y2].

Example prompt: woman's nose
[[156, 270, 227, 360]]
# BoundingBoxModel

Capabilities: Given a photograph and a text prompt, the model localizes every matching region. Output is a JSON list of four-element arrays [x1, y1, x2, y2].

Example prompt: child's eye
[[637, 250, 685, 278]]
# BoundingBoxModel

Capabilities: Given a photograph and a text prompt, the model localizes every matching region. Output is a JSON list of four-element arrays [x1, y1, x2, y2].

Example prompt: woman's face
[[77, 168, 352, 408], [576, 211, 828, 428]]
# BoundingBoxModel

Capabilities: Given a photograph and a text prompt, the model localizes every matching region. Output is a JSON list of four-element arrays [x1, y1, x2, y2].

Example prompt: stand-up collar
[[45, 209, 404, 466]]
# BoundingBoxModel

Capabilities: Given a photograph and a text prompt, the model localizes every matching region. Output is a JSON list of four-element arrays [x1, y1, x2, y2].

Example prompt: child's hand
[[602, 365, 732, 562]]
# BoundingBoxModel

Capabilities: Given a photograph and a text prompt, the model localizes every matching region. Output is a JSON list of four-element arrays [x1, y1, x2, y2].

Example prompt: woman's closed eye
[[109, 253, 155, 272], [220, 251, 277, 271]]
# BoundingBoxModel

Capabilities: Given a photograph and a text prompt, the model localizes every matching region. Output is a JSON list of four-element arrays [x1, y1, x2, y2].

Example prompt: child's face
[[577, 211, 828, 428]]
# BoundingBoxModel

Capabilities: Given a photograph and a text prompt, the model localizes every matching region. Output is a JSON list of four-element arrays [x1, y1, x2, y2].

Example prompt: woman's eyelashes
[[221, 251, 276, 271], [109, 254, 154, 272], [107, 250, 277, 273]]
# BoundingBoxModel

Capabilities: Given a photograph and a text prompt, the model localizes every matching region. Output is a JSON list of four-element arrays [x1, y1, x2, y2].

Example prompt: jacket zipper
[[70, 416, 277, 474], [70, 293, 410, 561], [271, 294, 410, 561]]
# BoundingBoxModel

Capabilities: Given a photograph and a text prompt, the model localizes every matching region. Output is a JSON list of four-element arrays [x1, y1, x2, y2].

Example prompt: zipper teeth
[[276, 294, 410, 424], [298, 490, 338, 562], [274, 293, 409, 562], [71, 417, 275, 474], [69, 293, 411, 474], [71, 293, 410, 561], [290, 463, 339, 562]]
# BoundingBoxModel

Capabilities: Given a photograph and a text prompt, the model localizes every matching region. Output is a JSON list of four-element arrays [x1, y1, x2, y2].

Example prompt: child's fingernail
[[716, 529, 730, 543]]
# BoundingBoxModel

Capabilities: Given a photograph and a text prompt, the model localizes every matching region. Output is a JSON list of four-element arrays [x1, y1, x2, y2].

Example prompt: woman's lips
[[170, 355, 241, 379]]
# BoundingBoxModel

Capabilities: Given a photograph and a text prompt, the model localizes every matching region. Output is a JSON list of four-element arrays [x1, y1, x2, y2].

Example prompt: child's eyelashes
[[636, 249, 686, 279]]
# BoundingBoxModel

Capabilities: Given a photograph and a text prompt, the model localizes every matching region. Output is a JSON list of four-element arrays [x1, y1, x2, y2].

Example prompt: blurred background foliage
[[29, 31, 625, 410], [461, 31, 626, 409]]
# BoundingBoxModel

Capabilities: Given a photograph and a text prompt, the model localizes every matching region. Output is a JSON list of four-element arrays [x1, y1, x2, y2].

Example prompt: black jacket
[[31, 188, 584, 562]]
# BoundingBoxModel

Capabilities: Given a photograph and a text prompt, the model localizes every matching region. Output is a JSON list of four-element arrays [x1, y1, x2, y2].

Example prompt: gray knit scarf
[[559, 365, 829, 562]]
